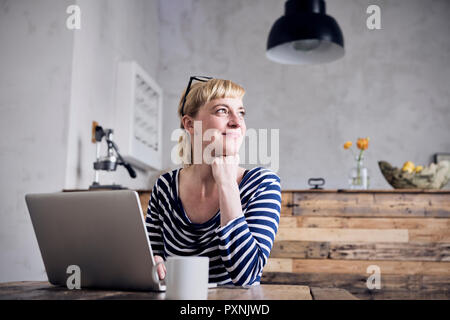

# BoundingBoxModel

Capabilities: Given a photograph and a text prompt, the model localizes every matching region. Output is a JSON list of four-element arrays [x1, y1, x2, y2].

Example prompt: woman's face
[[185, 97, 246, 161]]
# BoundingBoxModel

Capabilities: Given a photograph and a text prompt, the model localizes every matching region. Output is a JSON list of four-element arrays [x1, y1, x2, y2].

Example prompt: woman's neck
[[184, 164, 217, 197]]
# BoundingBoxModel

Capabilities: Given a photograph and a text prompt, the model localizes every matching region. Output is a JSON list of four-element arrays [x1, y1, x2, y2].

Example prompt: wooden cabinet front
[[262, 189, 450, 300]]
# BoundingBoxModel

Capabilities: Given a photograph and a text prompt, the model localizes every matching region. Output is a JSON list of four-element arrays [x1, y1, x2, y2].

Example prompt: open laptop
[[25, 190, 212, 292]]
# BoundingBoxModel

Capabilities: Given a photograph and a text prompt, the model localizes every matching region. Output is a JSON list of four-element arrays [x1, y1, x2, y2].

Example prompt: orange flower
[[343, 141, 352, 149], [357, 137, 369, 150]]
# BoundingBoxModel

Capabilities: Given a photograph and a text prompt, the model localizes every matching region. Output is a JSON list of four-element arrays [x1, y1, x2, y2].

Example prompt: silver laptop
[[25, 190, 166, 291]]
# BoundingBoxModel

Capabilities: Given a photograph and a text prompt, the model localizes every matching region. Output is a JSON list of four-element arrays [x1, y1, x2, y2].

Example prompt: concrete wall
[[158, 0, 450, 189], [65, 0, 162, 190], [0, 0, 160, 282], [0, 0, 74, 281]]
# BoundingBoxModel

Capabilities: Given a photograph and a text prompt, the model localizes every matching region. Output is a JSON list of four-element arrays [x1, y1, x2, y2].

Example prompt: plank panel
[[264, 258, 293, 273], [292, 192, 450, 217], [261, 272, 450, 294], [293, 217, 450, 230], [276, 228, 409, 243], [283, 189, 450, 194], [354, 291, 450, 300], [281, 191, 293, 216], [272, 241, 450, 261], [279, 217, 297, 228], [291, 259, 450, 275], [409, 228, 450, 243], [310, 287, 359, 300], [329, 242, 450, 262], [270, 241, 329, 259]]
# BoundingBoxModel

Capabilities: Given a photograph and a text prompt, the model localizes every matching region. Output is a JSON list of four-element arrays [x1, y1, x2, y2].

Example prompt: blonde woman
[[145, 77, 281, 286]]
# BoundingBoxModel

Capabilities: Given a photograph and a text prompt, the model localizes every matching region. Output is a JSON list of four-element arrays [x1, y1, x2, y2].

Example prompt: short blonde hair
[[177, 78, 246, 168]]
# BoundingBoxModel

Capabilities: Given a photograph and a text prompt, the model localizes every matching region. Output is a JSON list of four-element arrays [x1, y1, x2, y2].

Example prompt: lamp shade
[[266, 0, 345, 65]]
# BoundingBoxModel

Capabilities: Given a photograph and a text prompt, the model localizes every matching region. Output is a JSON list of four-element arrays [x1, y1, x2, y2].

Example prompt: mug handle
[[152, 260, 165, 283]]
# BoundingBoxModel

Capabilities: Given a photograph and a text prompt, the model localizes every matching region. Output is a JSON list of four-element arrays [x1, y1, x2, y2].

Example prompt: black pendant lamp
[[266, 0, 344, 65]]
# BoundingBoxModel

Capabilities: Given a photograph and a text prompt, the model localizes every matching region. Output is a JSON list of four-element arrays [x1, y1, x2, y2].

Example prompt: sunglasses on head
[[180, 76, 213, 116]]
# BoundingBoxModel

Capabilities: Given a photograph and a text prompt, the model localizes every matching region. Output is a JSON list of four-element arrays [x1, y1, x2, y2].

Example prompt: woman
[[145, 77, 281, 286]]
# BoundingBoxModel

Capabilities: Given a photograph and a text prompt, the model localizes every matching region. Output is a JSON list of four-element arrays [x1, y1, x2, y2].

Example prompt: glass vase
[[348, 155, 370, 190]]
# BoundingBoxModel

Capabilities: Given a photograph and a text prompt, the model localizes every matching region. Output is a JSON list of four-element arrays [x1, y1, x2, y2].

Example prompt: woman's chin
[[224, 141, 241, 155], [211, 149, 237, 157]]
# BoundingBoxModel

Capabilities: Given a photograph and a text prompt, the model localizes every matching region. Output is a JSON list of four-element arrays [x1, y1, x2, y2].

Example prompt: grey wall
[[65, 0, 162, 191], [158, 0, 450, 190], [0, 0, 74, 281]]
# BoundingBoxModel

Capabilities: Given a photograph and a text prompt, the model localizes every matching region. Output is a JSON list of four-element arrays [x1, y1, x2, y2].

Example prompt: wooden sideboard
[[138, 189, 450, 300], [260, 189, 450, 300]]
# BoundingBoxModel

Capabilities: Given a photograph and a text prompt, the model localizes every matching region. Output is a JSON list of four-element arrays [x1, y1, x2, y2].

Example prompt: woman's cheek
[[205, 133, 225, 158]]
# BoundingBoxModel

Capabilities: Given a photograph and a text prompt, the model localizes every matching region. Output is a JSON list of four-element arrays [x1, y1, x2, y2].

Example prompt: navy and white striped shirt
[[145, 166, 281, 286]]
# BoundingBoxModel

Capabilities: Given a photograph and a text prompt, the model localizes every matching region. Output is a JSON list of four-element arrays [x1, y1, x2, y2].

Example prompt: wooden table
[[0, 282, 358, 300]]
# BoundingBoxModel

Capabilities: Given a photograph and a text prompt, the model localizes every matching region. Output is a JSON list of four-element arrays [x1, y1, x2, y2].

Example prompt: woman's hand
[[154, 255, 166, 280], [212, 154, 244, 226], [211, 154, 240, 186]]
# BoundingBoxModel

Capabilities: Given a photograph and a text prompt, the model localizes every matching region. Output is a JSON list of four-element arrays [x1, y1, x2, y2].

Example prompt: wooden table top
[[0, 281, 358, 300]]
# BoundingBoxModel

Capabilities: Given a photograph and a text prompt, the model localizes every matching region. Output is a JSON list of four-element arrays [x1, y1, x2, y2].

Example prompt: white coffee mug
[[153, 256, 209, 300]]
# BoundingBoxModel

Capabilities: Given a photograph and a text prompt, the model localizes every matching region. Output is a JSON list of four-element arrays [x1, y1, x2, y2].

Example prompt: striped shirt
[[145, 166, 281, 286]]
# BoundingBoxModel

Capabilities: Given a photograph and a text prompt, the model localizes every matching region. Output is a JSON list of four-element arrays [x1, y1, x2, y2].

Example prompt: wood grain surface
[[262, 190, 450, 300], [0, 282, 316, 300]]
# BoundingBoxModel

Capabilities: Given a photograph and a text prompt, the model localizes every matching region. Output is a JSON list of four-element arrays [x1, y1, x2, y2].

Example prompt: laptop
[[25, 190, 170, 291]]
